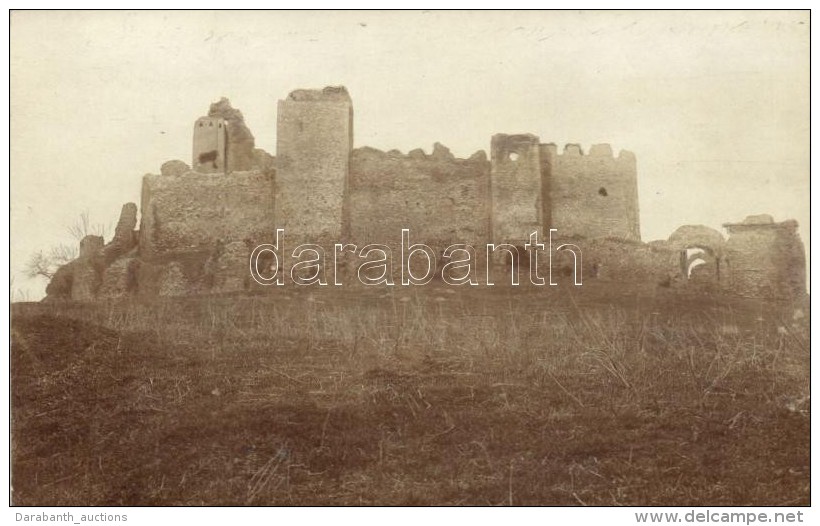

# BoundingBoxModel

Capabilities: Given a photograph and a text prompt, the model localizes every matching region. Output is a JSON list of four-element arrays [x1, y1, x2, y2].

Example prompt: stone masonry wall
[[544, 143, 640, 241], [723, 216, 806, 299], [138, 169, 275, 295], [140, 170, 275, 260], [348, 144, 490, 251]]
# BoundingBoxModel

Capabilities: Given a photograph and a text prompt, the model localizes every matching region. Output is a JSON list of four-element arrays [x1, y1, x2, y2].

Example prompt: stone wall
[[348, 145, 490, 251], [723, 215, 806, 299], [138, 169, 275, 295], [544, 143, 640, 241]]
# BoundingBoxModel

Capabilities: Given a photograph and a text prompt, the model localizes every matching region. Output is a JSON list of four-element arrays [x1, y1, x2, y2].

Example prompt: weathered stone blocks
[[723, 215, 806, 299], [139, 170, 275, 260], [348, 145, 491, 252], [544, 143, 640, 241]]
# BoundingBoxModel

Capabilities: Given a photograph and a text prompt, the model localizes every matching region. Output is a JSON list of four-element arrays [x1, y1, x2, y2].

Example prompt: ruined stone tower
[[208, 97, 256, 172], [192, 116, 228, 174], [723, 215, 806, 299], [276, 86, 353, 244]]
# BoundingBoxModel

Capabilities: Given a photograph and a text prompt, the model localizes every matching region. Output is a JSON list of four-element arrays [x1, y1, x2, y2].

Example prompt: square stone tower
[[192, 116, 228, 174], [543, 143, 640, 242], [723, 215, 806, 299], [276, 86, 353, 244], [490, 133, 544, 246]]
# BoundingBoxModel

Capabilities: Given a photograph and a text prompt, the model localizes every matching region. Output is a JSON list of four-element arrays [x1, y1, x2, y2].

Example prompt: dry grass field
[[10, 284, 810, 505]]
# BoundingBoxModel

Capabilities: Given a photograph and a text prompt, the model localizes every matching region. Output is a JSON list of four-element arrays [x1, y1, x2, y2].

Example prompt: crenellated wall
[[543, 143, 640, 242]]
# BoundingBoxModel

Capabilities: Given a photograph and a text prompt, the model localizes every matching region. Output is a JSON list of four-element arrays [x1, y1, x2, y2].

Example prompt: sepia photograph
[[8, 9, 811, 513]]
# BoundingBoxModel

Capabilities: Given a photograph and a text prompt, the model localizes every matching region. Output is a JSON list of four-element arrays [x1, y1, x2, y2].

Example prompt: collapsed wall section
[[276, 86, 353, 245], [543, 143, 640, 241]]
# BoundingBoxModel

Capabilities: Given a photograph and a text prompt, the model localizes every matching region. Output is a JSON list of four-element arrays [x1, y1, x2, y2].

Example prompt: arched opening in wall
[[508, 152, 519, 162], [679, 245, 720, 285], [687, 258, 707, 278]]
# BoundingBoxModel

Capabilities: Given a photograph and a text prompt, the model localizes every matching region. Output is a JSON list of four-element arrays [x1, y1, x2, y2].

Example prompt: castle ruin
[[44, 86, 806, 302]]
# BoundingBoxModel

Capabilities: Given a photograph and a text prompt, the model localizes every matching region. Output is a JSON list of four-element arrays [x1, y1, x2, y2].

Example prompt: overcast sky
[[10, 10, 809, 299]]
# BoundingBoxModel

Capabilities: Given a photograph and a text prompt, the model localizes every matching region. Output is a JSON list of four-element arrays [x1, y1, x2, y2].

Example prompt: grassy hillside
[[10, 285, 810, 505]]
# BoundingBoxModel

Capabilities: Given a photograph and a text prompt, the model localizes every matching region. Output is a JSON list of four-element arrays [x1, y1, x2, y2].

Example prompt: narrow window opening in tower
[[598, 187, 608, 196], [508, 152, 519, 162]]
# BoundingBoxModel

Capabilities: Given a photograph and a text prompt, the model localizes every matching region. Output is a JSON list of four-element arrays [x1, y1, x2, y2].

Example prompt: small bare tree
[[67, 209, 108, 241], [24, 244, 78, 280], [25, 210, 108, 282]]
